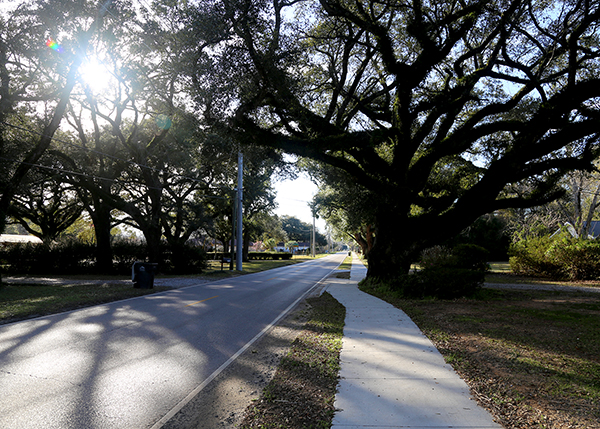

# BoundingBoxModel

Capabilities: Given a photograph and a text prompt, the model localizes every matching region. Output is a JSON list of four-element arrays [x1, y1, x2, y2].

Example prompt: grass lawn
[[0, 254, 328, 325], [202, 254, 328, 277], [0, 281, 173, 324], [361, 279, 600, 428], [337, 254, 352, 271], [486, 261, 600, 289]]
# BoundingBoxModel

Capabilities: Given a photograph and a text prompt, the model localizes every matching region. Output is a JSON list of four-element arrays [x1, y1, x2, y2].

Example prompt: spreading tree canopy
[[189, 0, 600, 280]]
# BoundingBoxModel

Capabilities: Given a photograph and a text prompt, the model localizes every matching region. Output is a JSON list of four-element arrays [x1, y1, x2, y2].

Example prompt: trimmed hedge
[[0, 239, 207, 275], [0, 240, 96, 275], [208, 252, 293, 261], [411, 244, 489, 298], [161, 243, 207, 275], [248, 252, 293, 260]]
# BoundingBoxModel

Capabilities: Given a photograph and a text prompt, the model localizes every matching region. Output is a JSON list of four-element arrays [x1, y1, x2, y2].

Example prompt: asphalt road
[[0, 253, 345, 429]]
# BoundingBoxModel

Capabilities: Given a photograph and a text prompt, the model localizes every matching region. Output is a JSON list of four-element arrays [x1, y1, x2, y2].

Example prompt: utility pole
[[312, 215, 316, 258], [230, 194, 235, 270], [236, 152, 243, 271]]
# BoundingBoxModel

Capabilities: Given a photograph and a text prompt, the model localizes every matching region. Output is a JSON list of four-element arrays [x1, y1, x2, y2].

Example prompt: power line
[[0, 119, 222, 189], [0, 155, 231, 201]]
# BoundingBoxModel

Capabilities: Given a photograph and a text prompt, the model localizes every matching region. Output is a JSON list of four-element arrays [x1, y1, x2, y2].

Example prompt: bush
[[410, 244, 489, 299], [209, 252, 293, 261], [0, 239, 208, 276], [409, 267, 486, 299], [451, 243, 490, 271], [0, 239, 96, 275], [161, 242, 207, 274], [111, 240, 147, 274], [247, 252, 293, 260], [361, 244, 489, 299], [510, 232, 600, 280]]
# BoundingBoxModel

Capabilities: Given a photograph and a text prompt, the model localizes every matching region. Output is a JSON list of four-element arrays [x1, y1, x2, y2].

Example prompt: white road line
[[150, 262, 341, 429]]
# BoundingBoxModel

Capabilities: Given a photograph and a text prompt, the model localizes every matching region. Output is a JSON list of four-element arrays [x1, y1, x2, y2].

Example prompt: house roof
[[0, 234, 43, 244]]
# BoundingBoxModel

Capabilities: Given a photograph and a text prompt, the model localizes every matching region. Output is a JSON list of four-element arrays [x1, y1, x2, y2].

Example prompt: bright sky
[[273, 174, 327, 233]]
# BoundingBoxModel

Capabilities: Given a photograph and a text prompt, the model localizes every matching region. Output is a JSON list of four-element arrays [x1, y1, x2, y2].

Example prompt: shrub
[[0, 238, 208, 276], [410, 267, 486, 299], [560, 240, 600, 280], [509, 235, 562, 278], [419, 245, 453, 269], [405, 244, 489, 299], [0, 239, 96, 275], [510, 232, 600, 280], [161, 242, 207, 274], [112, 240, 148, 274], [209, 252, 293, 261], [451, 243, 490, 271], [360, 244, 489, 299]]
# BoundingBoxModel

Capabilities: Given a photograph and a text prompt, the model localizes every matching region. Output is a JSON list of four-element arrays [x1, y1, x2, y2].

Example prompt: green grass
[[0, 282, 171, 324], [486, 261, 600, 288], [337, 254, 352, 271], [202, 254, 328, 277]]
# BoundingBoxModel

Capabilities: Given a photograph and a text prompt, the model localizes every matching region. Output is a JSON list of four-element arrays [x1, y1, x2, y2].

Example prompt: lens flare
[[156, 114, 172, 130], [46, 38, 62, 53]]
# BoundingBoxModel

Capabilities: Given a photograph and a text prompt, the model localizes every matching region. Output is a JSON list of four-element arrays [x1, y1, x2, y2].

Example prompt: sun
[[79, 56, 114, 94]]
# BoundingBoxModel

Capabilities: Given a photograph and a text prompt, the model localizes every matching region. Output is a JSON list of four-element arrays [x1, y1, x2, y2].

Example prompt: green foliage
[[0, 282, 172, 324], [450, 243, 491, 272], [208, 252, 293, 261], [206, 0, 600, 283], [0, 239, 208, 275], [362, 244, 489, 299], [247, 252, 293, 260], [160, 242, 208, 275], [280, 216, 326, 245], [510, 232, 600, 280], [450, 214, 511, 260], [110, 240, 148, 273], [0, 239, 95, 275]]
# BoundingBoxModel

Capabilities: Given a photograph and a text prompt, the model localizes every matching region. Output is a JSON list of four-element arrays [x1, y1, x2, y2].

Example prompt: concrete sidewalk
[[324, 254, 502, 428]]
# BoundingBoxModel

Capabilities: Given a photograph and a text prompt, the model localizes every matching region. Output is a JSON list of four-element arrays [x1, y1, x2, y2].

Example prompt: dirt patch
[[334, 271, 351, 279]]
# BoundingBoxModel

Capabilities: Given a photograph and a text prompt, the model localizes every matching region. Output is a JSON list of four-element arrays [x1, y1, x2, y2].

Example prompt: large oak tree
[[192, 0, 600, 281]]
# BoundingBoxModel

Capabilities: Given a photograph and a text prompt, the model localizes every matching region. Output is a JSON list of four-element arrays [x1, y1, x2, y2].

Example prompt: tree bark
[[90, 202, 113, 273], [366, 203, 418, 281]]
